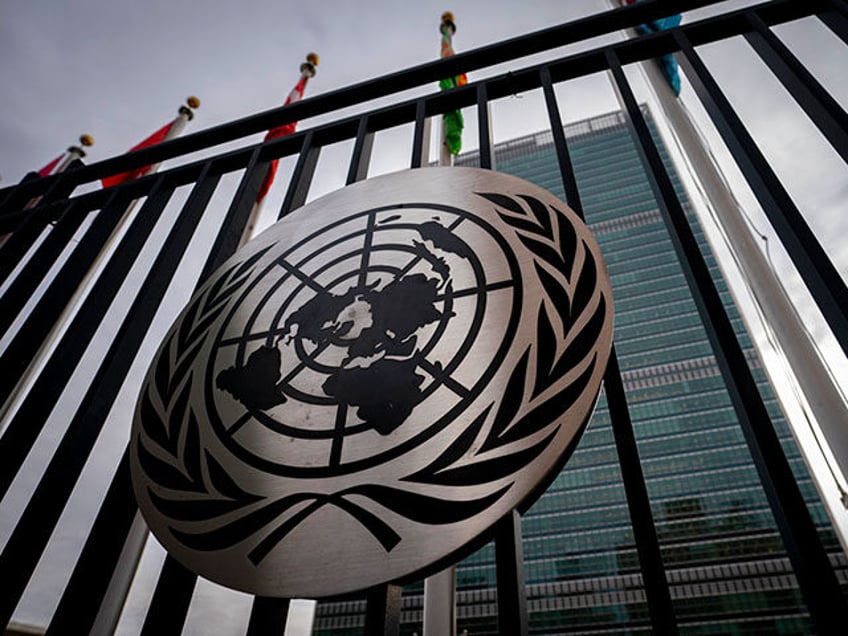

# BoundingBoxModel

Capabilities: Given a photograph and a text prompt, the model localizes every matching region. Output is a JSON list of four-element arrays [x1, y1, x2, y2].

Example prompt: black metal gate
[[1, 1, 847, 633]]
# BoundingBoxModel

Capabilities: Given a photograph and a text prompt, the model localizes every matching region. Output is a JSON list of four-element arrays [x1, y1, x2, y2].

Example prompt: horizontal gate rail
[[0, 0, 822, 212], [0, 0, 845, 633]]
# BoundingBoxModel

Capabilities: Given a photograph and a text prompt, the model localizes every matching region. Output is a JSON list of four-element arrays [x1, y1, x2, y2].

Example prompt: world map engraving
[[131, 167, 614, 598], [216, 220, 471, 438]]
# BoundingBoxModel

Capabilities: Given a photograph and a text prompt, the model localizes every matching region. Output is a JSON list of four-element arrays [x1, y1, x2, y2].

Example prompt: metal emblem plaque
[[131, 167, 614, 597]]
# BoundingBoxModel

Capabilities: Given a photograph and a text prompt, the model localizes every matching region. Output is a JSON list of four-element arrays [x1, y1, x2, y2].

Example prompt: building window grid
[[590, 216, 672, 245], [318, 110, 845, 633]]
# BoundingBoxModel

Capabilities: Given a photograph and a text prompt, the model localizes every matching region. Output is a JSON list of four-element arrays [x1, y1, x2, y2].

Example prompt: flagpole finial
[[301, 52, 319, 77], [180, 96, 201, 121], [441, 11, 456, 35], [68, 135, 92, 158]]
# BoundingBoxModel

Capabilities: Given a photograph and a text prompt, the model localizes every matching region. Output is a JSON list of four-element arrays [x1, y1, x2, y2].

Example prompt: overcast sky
[[1, 1, 847, 634]]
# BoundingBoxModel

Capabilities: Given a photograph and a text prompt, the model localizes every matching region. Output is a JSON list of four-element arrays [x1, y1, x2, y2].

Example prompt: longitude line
[[277, 258, 327, 294], [329, 404, 348, 467], [357, 212, 377, 290]]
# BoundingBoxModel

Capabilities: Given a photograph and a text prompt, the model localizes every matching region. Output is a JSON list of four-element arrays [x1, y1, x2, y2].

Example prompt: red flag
[[37, 154, 64, 178], [102, 121, 175, 188], [256, 66, 313, 203]]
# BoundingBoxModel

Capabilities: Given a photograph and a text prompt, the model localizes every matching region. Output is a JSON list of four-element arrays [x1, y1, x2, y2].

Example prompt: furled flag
[[12, 136, 93, 217], [34, 135, 94, 178], [623, 0, 682, 96], [255, 53, 319, 204], [36, 154, 64, 178], [101, 97, 200, 189], [439, 12, 468, 156]]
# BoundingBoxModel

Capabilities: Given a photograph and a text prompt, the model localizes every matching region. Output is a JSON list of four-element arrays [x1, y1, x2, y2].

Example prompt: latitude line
[[438, 279, 515, 301], [220, 327, 290, 347], [329, 403, 348, 467], [417, 358, 470, 398], [395, 215, 466, 281]]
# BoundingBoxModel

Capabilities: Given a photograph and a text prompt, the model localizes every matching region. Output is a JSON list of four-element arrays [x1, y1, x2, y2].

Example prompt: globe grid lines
[[204, 202, 524, 478], [216, 278, 514, 348], [391, 214, 465, 281], [131, 170, 613, 600], [232, 211, 477, 407], [229, 226, 482, 458], [356, 210, 377, 290]]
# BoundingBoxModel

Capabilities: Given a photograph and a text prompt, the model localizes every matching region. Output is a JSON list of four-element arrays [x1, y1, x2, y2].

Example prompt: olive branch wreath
[[136, 192, 607, 566]]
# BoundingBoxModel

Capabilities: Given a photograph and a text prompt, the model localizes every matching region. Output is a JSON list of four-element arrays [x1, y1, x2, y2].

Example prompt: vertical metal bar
[[45, 451, 138, 636], [411, 99, 431, 168], [673, 30, 848, 359], [606, 48, 848, 633], [818, 5, 848, 45], [0, 167, 220, 630], [0, 182, 173, 498], [825, 0, 848, 19], [279, 131, 321, 219], [135, 152, 273, 629], [364, 584, 402, 636], [200, 149, 268, 280], [540, 67, 584, 217], [0, 171, 39, 217], [0, 208, 53, 284], [44, 169, 223, 635], [88, 511, 149, 636], [494, 510, 528, 636], [246, 597, 291, 636], [0, 161, 83, 281], [477, 84, 494, 170], [744, 10, 848, 164], [140, 556, 197, 636], [605, 353, 679, 634], [346, 116, 375, 185], [541, 65, 678, 634], [0, 201, 87, 334], [0, 190, 137, 406], [635, 13, 848, 536]]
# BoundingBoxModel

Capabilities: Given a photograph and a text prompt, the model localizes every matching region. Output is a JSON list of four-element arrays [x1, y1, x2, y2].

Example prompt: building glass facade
[[313, 109, 847, 635]]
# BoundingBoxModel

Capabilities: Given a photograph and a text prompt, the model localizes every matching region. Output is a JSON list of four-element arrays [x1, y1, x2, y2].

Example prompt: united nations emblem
[[130, 167, 614, 597]]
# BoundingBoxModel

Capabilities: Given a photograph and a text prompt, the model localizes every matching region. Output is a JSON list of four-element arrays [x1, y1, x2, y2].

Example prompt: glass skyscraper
[[313, 108, 846, 634]]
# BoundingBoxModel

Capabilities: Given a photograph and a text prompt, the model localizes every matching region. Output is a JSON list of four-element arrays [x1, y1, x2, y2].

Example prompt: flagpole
[[439, 12, 453, 166], [437, 11, 466, 168], [0, 98, 201, 542], [0, 135, 96, 259], [240, 53, 319, 246], [57, 97, 207, 635], [20, 134, 95, 211], [53, 134, 95, 176], [607, 1, 848, 546], [0, 97, 199, 425], [93, 96, 200, 253], [145, 96, 200, 175], [423, 15, 461, 636]]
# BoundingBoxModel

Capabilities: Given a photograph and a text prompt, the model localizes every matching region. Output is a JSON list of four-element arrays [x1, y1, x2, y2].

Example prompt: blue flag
[[625, 1, 682, 95]]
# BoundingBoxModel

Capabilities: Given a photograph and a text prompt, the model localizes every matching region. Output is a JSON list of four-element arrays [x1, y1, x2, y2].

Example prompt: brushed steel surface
[[130, 167, 614, 597]]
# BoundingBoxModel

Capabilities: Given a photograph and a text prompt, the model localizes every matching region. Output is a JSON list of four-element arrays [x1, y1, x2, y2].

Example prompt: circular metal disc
[[130, 167, 614, 597]]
